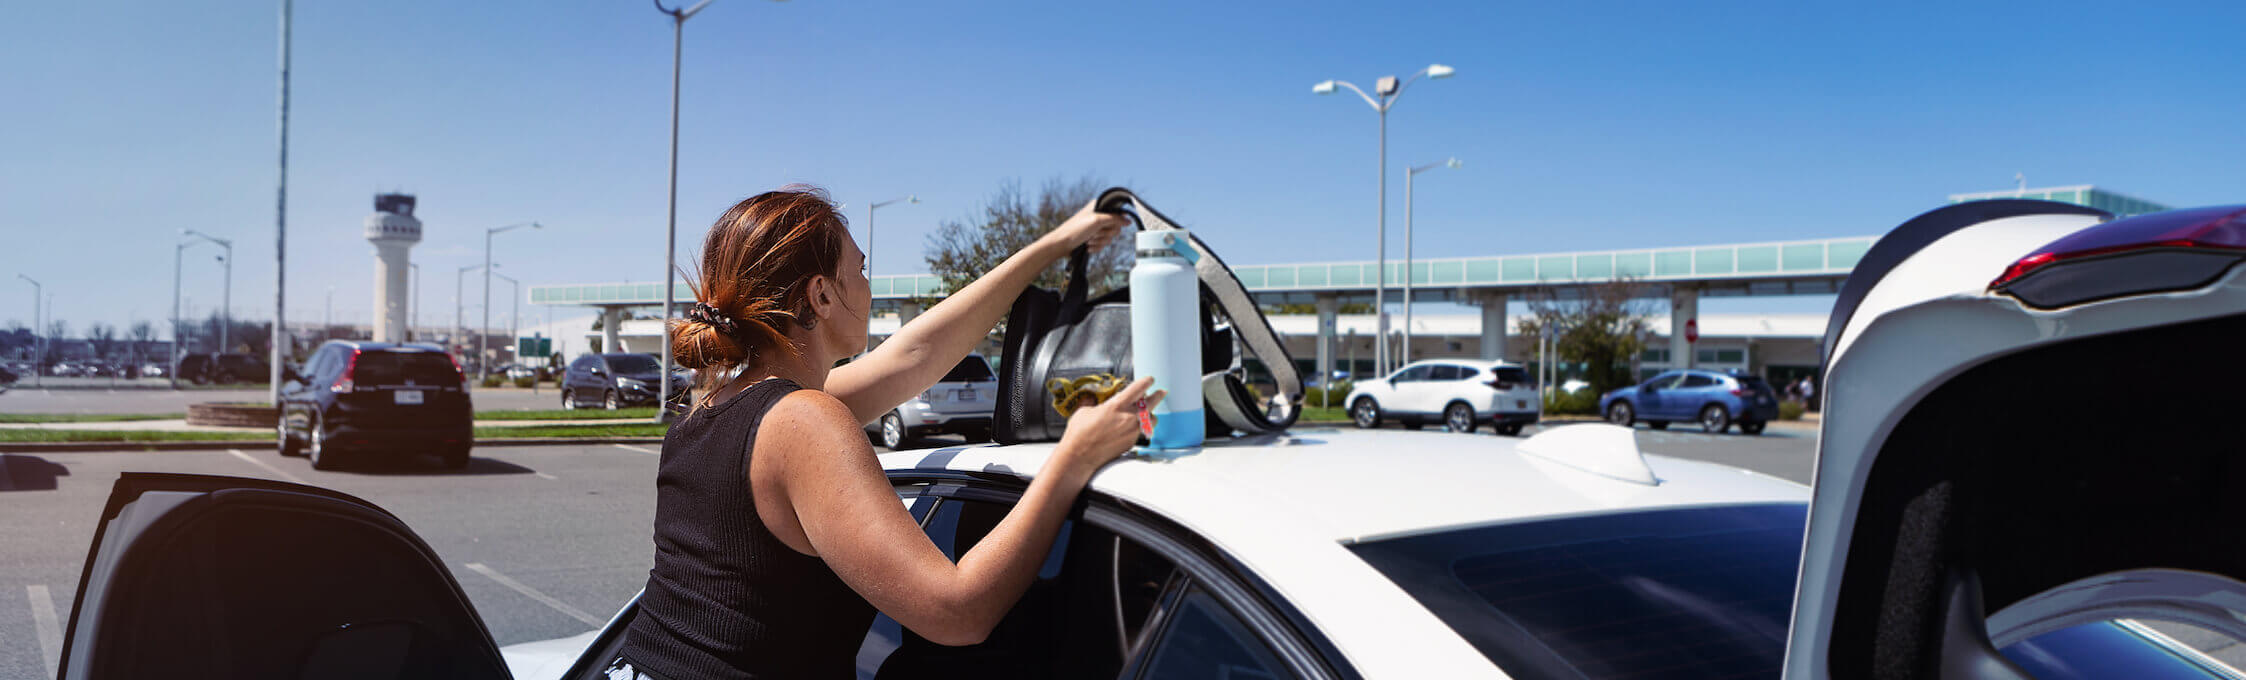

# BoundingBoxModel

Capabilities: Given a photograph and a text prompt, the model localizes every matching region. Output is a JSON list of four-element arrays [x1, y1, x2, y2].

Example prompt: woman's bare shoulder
[[759, 388, 870, 451]]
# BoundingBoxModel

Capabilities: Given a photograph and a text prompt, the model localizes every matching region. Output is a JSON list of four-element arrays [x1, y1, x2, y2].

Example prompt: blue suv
[[1598, 369, 1781, 434]]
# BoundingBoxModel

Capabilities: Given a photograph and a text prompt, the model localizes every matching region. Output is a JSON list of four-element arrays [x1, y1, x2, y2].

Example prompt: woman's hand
[[1054, 377, 1165, 480], [1042, 199, 1131, 253]]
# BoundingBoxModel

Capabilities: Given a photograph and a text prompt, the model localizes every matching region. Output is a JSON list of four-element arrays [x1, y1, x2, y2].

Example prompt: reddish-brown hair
[[670, 186, 848, 379]]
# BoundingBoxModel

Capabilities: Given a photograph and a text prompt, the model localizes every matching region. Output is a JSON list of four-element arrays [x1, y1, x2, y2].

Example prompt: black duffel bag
[[994, 188, 1303, 445]]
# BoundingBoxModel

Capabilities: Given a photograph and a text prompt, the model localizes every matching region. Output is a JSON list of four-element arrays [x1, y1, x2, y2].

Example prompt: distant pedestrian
[[1797, 376, 1816, 411]]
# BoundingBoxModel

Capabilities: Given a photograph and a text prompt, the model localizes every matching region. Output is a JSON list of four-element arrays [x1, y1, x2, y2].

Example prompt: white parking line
[[226, 448, 306, 485], [464, 562, 603, 627], [534, 472, 558, 480], [28, 584, 62, 680], [611, 444, 659, 456]]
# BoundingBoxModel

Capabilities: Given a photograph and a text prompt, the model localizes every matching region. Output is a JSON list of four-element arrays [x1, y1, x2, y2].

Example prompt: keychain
[[1046, 374, 1129, 417]]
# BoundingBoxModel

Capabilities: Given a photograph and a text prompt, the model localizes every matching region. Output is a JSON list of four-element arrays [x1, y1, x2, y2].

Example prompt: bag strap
[[1093, 188, 1302, 431]]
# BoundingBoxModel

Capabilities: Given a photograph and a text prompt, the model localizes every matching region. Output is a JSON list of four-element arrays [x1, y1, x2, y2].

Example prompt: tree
[[43, 319, 68, 364], [87, 323, 118, 361], [1516, 279, 1654, 396], [924, 176, 1133, 298], [128, 321, 155, 363]]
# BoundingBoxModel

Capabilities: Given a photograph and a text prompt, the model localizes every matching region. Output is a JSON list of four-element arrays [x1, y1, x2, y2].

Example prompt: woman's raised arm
[[825, 201, 1126, 426]]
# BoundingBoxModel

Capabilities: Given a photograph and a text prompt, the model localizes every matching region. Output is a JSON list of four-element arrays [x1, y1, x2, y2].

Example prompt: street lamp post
[[1311, 63, 1455, 377], [169, 237, 210, 389], [491, 271, 519, 369], [865, 195, 918, 281], [1402, 157, 1460, 366], [456, 264, 487, 372], [481, 222, 540, 380], [184, 230, 233, 354], [16, 275, 38, 388]]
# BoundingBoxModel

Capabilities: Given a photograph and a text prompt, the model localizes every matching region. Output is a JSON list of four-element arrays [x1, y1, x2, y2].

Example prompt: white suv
[[1342, 359, 1540, 435], [864, 354, 996, 449]]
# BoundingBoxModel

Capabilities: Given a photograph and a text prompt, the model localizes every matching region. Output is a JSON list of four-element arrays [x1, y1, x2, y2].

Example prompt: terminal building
[[521, 186, 2168, 382]]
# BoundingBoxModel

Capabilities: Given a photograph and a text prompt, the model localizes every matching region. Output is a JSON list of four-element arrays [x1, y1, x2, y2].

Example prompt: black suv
[[560, 353, 689, 410], [277, 341, 473, 470], [176, 352, 266, 384]]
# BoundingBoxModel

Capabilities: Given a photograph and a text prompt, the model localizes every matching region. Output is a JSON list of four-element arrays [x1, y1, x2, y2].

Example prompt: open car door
[[1785, 201, 2246, 679], [57, 472, 510, 680]]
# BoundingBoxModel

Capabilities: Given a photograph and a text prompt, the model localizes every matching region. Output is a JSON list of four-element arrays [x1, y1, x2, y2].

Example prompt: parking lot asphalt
[[0, 385, 566, 414]]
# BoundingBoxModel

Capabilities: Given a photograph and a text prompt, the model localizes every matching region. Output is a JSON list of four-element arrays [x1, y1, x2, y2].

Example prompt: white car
[[1342, 359, 1540, 435], [864, 354, 998, 449], [45, 200, 2246, 678]]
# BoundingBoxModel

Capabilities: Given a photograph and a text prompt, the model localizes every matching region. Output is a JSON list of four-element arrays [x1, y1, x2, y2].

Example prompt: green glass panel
[[1383, 263, 1402, 286], [1235, 267, 1265, 288], [1409, 262, 1430, 285], [562, 287, 580, 302], [601, 285, 622, 301], [639, 284, 659, 300], [1300, 265, 1328, 286], [1615, 253, 1653, 277], [919, 277, 944, 296], [1466, 259, 1503, 283], [871, 278, 893, 296], [1736, 246, 1778, 273], [1694, 248, 1734, 275], [1576, 254, 1613, 279], [1828, 240, 1872, 270], [1270, 266, 1296, 287], [1333, 265, 1360, 286], [1782, 244, 1824, 271], [1537, 255, 1573, 280], [1432, 260, 1462, 284], [1655, 251, 1693, 276], [1501, 257, 1536, 282]]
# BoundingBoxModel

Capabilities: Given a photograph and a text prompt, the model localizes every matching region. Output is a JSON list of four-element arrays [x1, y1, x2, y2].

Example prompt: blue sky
[[5, 0, 2241, 335]]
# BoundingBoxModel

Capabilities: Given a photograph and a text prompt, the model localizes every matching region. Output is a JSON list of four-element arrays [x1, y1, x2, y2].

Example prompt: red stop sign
[[1685, 319, 1699, 344]]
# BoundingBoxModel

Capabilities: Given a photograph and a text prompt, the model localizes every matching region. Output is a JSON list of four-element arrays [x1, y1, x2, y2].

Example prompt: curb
[[0, 437, 667, 454]]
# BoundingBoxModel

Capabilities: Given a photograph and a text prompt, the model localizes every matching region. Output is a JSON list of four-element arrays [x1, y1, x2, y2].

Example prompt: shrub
[[513, 376, 536, 389], [1779, 400, 1806, 421], [480, 376, 505, 388], [1300, 380, 1354, 408], [1542, 389, 1601, 415]]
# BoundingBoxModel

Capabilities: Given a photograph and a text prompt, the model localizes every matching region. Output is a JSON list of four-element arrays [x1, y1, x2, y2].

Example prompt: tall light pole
[[482, 222, 540, 380], [184, 230, 233, 354], [17, 275, 38, 388], [1312, 63, 1455, 377], [491, 271, 520, 366], [1402, 157, 1460, 365], [865, 195, 918, 280], [456, 264, 487, 371], [270, 0, 293, 403], [170, 238, 209, 389]]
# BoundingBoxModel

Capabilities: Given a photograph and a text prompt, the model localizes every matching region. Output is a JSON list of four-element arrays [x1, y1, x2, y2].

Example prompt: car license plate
[[953, 389, 977, 402], [394, 390, 424, 405]]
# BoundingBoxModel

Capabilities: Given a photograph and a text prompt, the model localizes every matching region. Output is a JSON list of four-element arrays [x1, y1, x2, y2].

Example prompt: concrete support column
[[898, 301, 924, 325], [1478, 291, 1508, 361], [1670, 286, 1698, 369], [600, 306, 622, 355], [1314, 294, 1338, 385]]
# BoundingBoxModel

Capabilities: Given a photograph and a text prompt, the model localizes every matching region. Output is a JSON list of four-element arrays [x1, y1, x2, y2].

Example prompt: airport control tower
[[366, 193, 422, 343]]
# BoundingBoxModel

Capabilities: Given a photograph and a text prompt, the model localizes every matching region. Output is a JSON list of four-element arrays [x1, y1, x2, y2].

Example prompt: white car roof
[[879, 426, 1807, 678]]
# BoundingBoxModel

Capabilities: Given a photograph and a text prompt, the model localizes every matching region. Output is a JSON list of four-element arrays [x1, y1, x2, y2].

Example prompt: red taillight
[[1992, 205, 2246, 289], [331, 349, 361, 393], [1730, 387, 1746, 396], [1486, 379, 1510, 390], [446, 353, 467, 384]]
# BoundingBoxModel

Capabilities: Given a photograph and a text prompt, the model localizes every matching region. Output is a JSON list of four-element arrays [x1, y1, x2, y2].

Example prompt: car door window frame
[[879, 470, 1353, 680]]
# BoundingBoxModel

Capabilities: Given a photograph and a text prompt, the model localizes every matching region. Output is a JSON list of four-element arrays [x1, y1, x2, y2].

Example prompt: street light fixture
[[1402, 157, 1461, 365], [482, 222, 540, 380], [183, 230, 234, 354], [169, 236, 215, 389], [865, 194, 918, 282], [653, 0, 786, 421], [16, 274, 39, 388], [456, 263, 489, 372], [491, 271, 520, 370], [1310, 63, 1456, 377]]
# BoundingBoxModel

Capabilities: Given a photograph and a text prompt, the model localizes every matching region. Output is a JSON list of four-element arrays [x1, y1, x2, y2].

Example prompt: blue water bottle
[[1131, 230, 1205, 450]]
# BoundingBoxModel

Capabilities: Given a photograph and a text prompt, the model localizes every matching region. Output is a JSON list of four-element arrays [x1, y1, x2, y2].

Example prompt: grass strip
[[474, 407, 661, 421], [1298, 406, 1350, 423], [0, 413, 185, 424], [473, 423, 670, 438], [0, 429, 261, 443]]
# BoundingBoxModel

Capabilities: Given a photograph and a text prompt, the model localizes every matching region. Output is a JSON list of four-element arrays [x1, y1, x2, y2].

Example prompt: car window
[[1490, 367, 1530, 386], [1349, 503, 1805, 679], [2000, 620, 2240, 679], [604, 354, 662, 373], [1138, 585, 1291, 680], [862, 492, 1178, 679], [352, 351, 458, 385], [1679, 374, 1717, 388], [1391, 365, 1430, 382], [1427, 365, 1460, 381], [940, 356, 995, 383]]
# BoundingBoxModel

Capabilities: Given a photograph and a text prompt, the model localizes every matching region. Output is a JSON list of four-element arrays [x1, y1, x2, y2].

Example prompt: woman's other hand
[[1055, 377, 1165, 479], [1043, 199, 1130, 253]]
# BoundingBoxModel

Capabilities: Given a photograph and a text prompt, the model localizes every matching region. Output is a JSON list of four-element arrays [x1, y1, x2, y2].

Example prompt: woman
[[614, 187, 1157, 679]]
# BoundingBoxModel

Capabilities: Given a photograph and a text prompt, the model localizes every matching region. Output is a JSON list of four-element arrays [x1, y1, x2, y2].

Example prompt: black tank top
[[621, 378, 876, 679]]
